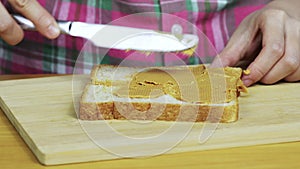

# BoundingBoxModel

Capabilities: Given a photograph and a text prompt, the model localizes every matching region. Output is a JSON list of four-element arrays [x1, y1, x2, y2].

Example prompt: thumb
[[9, 0, 60, 39]]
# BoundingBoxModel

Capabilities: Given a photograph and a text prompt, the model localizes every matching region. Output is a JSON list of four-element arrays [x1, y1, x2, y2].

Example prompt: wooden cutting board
[[0, 76, 299, 165]]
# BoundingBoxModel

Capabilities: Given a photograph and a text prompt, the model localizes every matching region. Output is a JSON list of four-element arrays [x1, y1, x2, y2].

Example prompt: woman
[[0, 0, 299, 86]]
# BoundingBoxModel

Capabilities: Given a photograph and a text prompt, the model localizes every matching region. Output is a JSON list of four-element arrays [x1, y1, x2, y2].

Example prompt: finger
[[242, 10, 286, 86], [0, 2, 24, 45], [260, 20, 300, 84], [8, 0, 60, 39], [283, 23, 300, 82], [211, 13, 258, 67], [284, 66, 300, 82]]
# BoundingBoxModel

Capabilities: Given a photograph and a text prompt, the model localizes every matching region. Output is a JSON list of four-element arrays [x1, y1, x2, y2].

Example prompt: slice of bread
[[79, 64, 246, 123]]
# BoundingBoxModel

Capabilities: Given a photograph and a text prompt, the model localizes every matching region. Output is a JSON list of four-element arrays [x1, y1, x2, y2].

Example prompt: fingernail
[[47, 24, 60, 38], [242, 79, 253, 87]]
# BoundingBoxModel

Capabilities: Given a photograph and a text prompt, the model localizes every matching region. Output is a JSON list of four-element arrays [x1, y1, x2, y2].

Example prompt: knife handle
[[12, 15, 71, 34]]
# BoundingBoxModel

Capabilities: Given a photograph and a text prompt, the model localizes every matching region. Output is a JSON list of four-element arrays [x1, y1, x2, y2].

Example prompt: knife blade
[[13, 15, 199, 53]]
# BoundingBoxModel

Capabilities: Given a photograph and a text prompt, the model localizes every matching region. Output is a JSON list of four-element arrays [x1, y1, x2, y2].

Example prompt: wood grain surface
[[0, 75, 299, 167]]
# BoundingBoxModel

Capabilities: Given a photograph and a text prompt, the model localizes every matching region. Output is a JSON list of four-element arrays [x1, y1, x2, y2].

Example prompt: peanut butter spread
[[114, 65, 246, 103]]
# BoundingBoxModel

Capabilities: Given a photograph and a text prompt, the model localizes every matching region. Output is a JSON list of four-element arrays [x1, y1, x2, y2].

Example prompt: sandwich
[[79, 64, 247, 123]]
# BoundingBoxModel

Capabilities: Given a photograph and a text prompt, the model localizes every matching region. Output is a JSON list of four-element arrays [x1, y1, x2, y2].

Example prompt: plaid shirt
[[0, 0, 272, 74]]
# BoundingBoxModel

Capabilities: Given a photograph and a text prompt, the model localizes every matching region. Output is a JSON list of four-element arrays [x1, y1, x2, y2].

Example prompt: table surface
[[0, 74, 299, 169]]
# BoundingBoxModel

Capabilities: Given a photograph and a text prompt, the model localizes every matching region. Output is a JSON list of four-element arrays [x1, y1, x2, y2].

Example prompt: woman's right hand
[[0, 0, 60, 45]]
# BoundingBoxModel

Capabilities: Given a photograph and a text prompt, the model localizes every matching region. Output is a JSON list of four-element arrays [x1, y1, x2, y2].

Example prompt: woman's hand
[[212, 0, 300, 86], [0, 0, 59, 45]]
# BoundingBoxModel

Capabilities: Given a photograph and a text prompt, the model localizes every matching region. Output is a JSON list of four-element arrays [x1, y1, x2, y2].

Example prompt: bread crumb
[[178, 45, 196, 57], [243, 69, 251, 75]]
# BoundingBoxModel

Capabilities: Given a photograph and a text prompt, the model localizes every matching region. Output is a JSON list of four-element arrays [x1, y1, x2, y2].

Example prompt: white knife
[[13, 15, 199, 53]]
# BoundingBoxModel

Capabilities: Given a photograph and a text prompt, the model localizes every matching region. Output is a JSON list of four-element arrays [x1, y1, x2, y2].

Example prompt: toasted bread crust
[[79, 102, 114, 120], [79, 101, 238, 123]]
